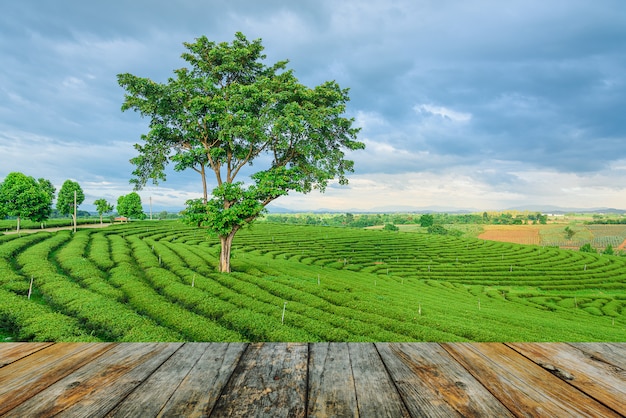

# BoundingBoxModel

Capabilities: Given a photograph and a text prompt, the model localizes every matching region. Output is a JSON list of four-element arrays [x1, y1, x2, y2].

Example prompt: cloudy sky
[[1, 1, 625, 212]]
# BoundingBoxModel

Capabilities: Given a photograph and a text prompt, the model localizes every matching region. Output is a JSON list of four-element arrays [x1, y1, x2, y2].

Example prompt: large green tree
[[0, 172, 51, 233], [117, 192, 145, 220], [57, 180, 85, 232], [118, 32, 364, 272]]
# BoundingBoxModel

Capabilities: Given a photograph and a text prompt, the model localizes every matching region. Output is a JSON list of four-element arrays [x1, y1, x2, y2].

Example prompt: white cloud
[[414, 104, 472, 122]]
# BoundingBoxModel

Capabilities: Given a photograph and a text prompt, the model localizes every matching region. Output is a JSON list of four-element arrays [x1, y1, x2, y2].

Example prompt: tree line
[[0, 172, 146, 232], [262, 211, 549, 228]]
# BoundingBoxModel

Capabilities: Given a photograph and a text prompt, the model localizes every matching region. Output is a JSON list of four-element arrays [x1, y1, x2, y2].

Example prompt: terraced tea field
[[1, 222, 624, 342]]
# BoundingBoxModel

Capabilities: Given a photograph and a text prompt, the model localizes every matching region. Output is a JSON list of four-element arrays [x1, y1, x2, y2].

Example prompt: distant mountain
[[505, 205, 626, 214]]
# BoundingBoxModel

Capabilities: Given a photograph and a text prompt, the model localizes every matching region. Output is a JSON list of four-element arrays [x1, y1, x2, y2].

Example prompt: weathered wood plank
[[0, 342, 53, 367], [0, 342, 115, 416], [376, 342, 513, 417], [569, 342, 626, 370], [443, 343, 621, 417], [210, 343, 308, 417], [5, 342, 181, 417], [105, 343, 211, 417], [348, 343, 410, 417], [508, 342, 626, 416], [307, 342, 358, 418], [157, 342, 247, 418]]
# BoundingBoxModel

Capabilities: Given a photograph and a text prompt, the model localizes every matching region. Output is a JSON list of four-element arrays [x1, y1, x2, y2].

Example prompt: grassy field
[[1, 221, 625, 342]]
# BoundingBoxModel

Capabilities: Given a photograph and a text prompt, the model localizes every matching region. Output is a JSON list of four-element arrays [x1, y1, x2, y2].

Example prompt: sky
[[1, 1, 625, 213]]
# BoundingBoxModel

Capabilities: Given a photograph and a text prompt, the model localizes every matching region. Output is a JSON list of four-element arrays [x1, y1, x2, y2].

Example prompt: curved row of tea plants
[[1, 221, 624, 342]]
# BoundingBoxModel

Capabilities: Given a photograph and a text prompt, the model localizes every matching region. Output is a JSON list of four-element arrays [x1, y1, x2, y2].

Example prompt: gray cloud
[[1, 0, 625, 211]]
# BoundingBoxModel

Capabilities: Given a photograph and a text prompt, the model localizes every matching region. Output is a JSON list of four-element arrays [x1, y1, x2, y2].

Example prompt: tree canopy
[[117, 192, 145, 220], [118, 32, 364, 272], [0, 172, 53, 232], [57, 180, 85, 216], [94, 198, 114, 224]]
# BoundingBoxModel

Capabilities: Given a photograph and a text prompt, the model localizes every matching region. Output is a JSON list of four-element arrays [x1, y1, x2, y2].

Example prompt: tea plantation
[[1, 221, 624, 342]]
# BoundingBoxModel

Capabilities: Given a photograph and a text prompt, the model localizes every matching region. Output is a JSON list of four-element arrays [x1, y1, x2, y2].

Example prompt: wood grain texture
[[307, 342, 358, 418], [210, 343, 308, 417], [377, 342, 513, 417], [507, 342, 626, 415], [569, 342, 626, 370], [0, 342, 115, 416], [5, 342, 181, 417], [0, 342, 52, 367], [157, 342, 246, 418], [1, 342, 625, 417], [349, 343, 410, 417], [442, 342, 621, 418], [106, 343, 211, 417]]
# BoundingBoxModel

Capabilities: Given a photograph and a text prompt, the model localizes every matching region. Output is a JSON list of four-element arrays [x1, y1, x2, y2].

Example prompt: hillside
[[1, 222, 624, 342]]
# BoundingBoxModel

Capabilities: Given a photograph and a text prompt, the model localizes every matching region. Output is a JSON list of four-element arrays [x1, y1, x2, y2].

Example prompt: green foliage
[[420, 214, 435, 227], [0, 172, 53, 229], [427, 224, 448, 235], [119, 32, 363, 272], [117, 192, 145, 220], [580, 243, 596, 253], [94, 198, 114, 223], [602, 244, 614, 255], [564, 226, 576, 239], [383, 223, 399, 232], [3, 222, 626, 342], [56, 180, 85, 216]]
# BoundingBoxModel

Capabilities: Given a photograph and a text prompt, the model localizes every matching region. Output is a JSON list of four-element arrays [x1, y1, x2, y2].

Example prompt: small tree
[[564, 226, 576, 240], [579, 243, 596, 253], [420, 214, 434, 227], [383, 223, 399, 232], [117, 192, 145, 220], [603, 244, 614, 255], [119, 32, 363, 272], [57, 180, 85, 232], [34, 178, 56, 228], [94, 199, 114, 224], [427, 224, 448, 235], [0, 172, 51, 233], [158, 210, 168, 220]]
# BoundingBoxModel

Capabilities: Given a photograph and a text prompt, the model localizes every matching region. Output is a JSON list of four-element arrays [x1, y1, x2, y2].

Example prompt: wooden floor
[[0, 342, 624, 417]]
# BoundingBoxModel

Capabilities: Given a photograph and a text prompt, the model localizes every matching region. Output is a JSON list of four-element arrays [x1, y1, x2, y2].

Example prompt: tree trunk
[[16, 216, 21, 234], [201, 165, 208, 204], [218, 227, 239, 273]]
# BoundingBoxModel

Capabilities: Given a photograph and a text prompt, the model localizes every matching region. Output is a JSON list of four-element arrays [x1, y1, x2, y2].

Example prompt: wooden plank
[[569, 342, 626, 370], [348, 343, 410, 417], [157, 343, 247, 417], [210, 343, 308, 417], [508, 342, 626, 415], [0, 342, 53, 367], [6, 342, 182, 417], [105, 343, 212, 417], [442, 343, 620, 417], [376, 342, 513, 417], [0, 342, 115, 416], [307, 342, 358, 418]]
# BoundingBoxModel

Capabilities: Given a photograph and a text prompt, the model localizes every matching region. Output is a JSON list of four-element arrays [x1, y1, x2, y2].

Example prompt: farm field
[[1, 221, 625, 343], [478, 223, 626, 251]]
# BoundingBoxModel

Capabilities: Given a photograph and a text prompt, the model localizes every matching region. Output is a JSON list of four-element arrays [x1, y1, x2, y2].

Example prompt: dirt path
[[3, 223, 114, 235]]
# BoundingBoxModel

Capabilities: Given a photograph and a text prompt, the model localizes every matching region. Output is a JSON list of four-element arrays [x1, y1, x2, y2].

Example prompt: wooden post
[[73, 190, 77, 233], [28, 277, 34, 299], [281, 302, 287, 325]]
